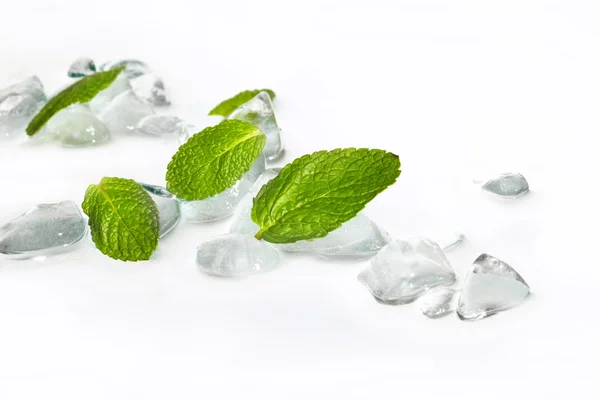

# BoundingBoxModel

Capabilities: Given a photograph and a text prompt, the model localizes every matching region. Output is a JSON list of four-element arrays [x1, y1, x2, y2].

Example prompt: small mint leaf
[[82, 177, 159, 262], [26, 67, 125, 136], [251, 148, 401, 244], [166, 120, 266, 201], [208, 89, 276, 117]]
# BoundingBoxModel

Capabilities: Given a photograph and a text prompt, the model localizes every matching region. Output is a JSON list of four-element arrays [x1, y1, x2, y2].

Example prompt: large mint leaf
[[251, 148, 401, 244], [208, 89, 276, 117], [26, 67, 125, 135], [166, 120, 265, 201], [82, 177, 159, 261]]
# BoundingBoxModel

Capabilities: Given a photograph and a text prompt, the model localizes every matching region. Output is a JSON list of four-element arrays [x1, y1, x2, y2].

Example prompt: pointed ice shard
[[135, 115, 183, 136], [457, 253, 530, 321], [418, 287, 457, 319], [68, 57, 96, 77], [228, 91, 283, 161], [139, 183, 180, 238], [99, 59, 151, 79], [180, 154, 266, 223], [476, 173, 529, 198], [358, 238, 456, 305], [0, 201, 87, 258], [130, 74, 170, 106], [43, 104, 110, 146], [196, 233, 280, 277], [88, 75, 132, 115], [99, 90, 154, 134]]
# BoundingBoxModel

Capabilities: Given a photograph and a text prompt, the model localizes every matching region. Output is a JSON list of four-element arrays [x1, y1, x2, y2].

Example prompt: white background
[[0, 0, 597, 398]]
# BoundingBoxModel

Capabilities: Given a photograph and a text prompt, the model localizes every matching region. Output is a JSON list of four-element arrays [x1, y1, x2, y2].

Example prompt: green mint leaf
[[26, 67, 125, 136], [208, 89, 276, 117], [166, 120, 266, 201], [251, 148, 401, 243], [82, 177, 159, 262]]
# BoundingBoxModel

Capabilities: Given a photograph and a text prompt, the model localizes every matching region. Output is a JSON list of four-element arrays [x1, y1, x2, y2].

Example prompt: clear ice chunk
[[99, 59, 151, 79], [196, 233, 280, 277], [418, 287, 457, 319], [135, 115, 183, 136], [177, 123, 200, 146], [180, 154, 266, 223], [228, 91, 283, 161], [68, 57, 96, 77], [457, 253, 530, 321], [88, 75, 132, 115], [358, 238, 456, 305], [0, 77, 46, 137], [43, 104, 110, 146], [0, 76, 46, 104], [99, 90, 154, 134], [0, 201, 87, 258], [139, 183, 180, 238], [476, 173, 530, 198], [130, 74, 170, 106]]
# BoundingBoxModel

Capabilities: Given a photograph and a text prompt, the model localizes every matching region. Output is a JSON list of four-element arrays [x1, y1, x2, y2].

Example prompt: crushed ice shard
[[196, 233, 280, 277], [139, 183, 180, 238], [0, 76, 46, 137], [131, 74, 170, 106], [0, 201, 87, 258], [180, 154, 266, 223], [0, 76, 46, 104], [418, 287, 457, 319], [68, 57, 96, 77], [43, 104, 110, 146], [99, 90, 154, 134], [457, 253, 530, 321], [228, 91, 283, 161], [477, 173, 529, 198], [88, 74, 131, 115], [99, 59, 151, 79], [135, 115, 183, 136], [358, 238, 456, 305]]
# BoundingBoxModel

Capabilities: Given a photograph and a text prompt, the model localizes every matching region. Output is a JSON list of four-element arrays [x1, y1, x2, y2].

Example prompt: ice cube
[[358, 238, 456, 305], [135, 115, 183, 136], [99, 59, 151, 79], [418, 287, 457, 319], [0, 201, 87, 258], [457, 253, 530, 321], [99, 90, 154, 134], [0, 76, 46, 104], [67, 57, 96, 77], [180, 154, 266, 223], [196, 233, 280, 277], [88, 75, 132, 115], [43, 104, 110, 147], [139, 183, 180, 238], [476, 173, 530, 198], [130, 74, 170, 106], [228, 91, 283, 161], [0, 94, 42, 137]]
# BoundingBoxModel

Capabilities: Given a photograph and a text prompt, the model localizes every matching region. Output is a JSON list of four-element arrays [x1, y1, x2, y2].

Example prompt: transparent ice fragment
[[228, 91, 283, 161], [68, 57, 96, 77], [358, 238, 456, 305], [0, 201, 87, 258], [177, 123, 200, 146], [0, 76, 46, 104], [196, 233, 280, 277], [43, 104, 110, 146], [99, 90, 154, 134], [99, 59, 151, 79], [88, 75, 132, 115], [457, 253, 530, 321], [135, 115, 183, 136], [418, 287, 457, 319], [130, 74, 170, 106], [139, 183, 180, 238], [180, 154, 266, 223], [437, 232, 466, 252], [0, 77, 46, 137], [476, 173, 529, 198]]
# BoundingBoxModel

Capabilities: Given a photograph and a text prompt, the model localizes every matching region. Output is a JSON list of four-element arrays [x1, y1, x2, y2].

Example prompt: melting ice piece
[[68, 57, 96, 77], [358, 238, 456, 305], [139, 183, 180, 238], [130, 74, 170, 106], [418, 287, 457, 319], [43, 104, 110, 146], [476, 173, 529, 198], [0, 201, 87, 258], [177, 123, 200, 145], [228, 91, 283, 161], [0, 76, 46, 104], [457, 253, 530, 321], [99, 90, 154, 134], [0, 76, 46, 137], [196, 233, 280, 277], [88, 75, 132, 115], [180, 154, 266, 223], [135, 115, 183, 136], [99, 59, 151, 79]]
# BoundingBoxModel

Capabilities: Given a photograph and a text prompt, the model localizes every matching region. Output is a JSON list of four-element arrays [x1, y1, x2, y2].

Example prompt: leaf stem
[[254, 230, 264, 240]]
